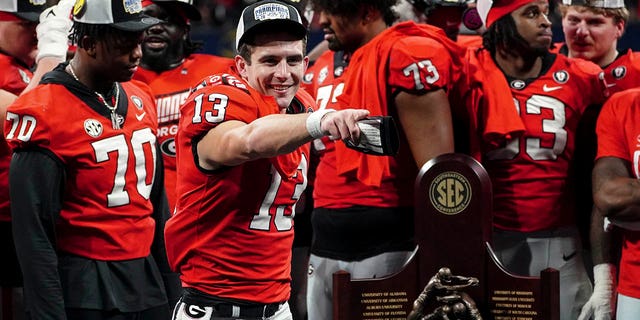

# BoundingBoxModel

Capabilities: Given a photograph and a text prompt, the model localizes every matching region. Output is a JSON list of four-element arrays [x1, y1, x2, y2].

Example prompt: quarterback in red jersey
[[5, 1, 180, 319], [459, 0, 608, 319], [592, 89, 640, 319], [134, 0, 234, 211], [164, 1, 368, 319], [304, 0, 463, 319]]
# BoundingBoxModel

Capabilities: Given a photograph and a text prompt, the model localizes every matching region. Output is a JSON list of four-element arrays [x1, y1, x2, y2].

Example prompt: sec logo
[[429, 171, 471, 215]]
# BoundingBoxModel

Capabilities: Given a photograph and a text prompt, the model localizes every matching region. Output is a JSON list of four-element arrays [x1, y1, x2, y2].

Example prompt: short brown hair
[[558, 4, 629, 25]]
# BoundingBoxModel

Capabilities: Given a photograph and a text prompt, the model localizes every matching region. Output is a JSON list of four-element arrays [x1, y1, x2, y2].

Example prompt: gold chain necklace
[[67, 63, 121, 130]]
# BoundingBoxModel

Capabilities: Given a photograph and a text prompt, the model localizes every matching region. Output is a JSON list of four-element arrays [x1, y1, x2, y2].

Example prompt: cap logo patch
[[73, 0, 86, 17], [253, 3, 290, 21], [123, 0, 142, 14]]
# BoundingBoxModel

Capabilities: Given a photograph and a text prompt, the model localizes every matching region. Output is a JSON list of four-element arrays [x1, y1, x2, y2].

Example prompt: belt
[[214, 302, 282, 318]]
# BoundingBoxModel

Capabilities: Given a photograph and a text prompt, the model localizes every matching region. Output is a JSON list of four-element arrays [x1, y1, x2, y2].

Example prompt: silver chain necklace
[[67, 63, 121, 130]]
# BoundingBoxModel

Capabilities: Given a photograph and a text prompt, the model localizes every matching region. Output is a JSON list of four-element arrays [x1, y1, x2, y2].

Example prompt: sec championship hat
[[561, 0, 625, 8], [476, 0, 538, 28], [0, 0, 47, 22], [72, 0, 161, 31], [236, 0, 307, 50]]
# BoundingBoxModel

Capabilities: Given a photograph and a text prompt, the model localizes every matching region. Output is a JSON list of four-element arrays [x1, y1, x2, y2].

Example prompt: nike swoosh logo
[[136, 112, 146, 121], [607, 83, 617, 88], [543, 84, 562, 92], [562, 251, 577, 261]]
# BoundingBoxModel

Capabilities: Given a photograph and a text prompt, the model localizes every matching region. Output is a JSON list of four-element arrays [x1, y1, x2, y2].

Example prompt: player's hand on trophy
[[578, 263, 617, 320], [36, 0, 74, 63]]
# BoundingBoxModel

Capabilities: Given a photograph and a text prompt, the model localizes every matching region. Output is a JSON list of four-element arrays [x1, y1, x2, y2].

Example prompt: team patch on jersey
[[334, 66, 344, 77], [303, 72, 314, 84], [84, 119, 103, 138], [18, 69, 30, 85], [318, 66, 328, 84], [553, 70, 569, 84], [612, 66, 627, 80], [131, 95, 143, 110], [510, 80, 526, 90], [429, 171, 472, 215], [160, 138, 176, 157]]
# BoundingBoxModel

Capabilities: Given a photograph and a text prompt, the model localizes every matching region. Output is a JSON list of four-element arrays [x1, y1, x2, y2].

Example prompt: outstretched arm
[[197, 108, 370, 170]]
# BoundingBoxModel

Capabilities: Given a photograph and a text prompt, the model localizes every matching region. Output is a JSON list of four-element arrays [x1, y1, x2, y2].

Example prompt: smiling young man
[[163, 1, 369, 319], [133, 0, 234, 212], [456, 0, 609, 319]]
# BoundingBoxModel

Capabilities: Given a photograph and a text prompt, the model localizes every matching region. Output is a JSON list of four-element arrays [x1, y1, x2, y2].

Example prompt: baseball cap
[[476, 0, 538, 28], [0, 0, 47, 22], [561, 0, 625, 8], [150, 0, 202, 21], [72, 0, 161, 32], [236, 0, 307, 50]]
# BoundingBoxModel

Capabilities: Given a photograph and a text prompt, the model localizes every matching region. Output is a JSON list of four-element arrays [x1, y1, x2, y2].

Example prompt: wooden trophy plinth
[[332, 153, 559, 320]]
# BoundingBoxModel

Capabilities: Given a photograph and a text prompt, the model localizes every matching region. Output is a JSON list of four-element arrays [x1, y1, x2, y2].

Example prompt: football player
[[303, 0, 464, 319], [590, 88, 640, 320], [5, 0, 180, 318], [0, 0, 70, 318], [456, 0, 608, 319], [163, 1, 368, 319]]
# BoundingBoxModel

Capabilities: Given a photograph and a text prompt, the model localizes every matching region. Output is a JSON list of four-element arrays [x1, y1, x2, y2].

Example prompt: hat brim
[[153, 0, 201, 21], [111, 15, 161, 32], [14, 11, 39, 22]]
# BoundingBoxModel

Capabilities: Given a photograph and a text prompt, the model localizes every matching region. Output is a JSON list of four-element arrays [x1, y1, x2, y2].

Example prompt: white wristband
[[306, 109, 335, 139]]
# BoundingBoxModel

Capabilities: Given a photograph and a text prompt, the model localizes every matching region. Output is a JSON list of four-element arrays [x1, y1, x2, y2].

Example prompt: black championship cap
[[0, 0, 47, 22], [72, 0, 161, 32], [235, 0, 307, 50]]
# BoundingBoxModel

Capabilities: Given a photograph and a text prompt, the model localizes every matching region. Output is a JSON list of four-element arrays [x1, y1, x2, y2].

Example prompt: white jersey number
[[403, 59, 440, 90], [250, 154, 309, 232], [486, 95, 568, 161], [191, 93, 229, 124], [92, 128, 157, 207]]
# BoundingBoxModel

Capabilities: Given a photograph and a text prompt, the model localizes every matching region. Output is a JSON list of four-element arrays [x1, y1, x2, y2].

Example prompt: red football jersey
[[165, 73, 313, 303], [603, 50, 640, 95], [473, 52, 607, 232], [310, 21, 462, 209], [133, 54, 234, 211], [595, 88, 640, 299], [0, 53, 33, 222], [5, 80, 160, 260]]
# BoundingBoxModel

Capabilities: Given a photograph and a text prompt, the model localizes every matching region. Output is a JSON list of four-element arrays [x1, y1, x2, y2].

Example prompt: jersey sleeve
[[4, 88, 54, 153], [179, 74, 262, 141], [387, 36, 453, 94], [596, 90, 639, 161]]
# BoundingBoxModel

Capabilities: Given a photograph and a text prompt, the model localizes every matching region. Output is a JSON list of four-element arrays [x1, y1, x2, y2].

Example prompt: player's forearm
[[10, 151, 66, 319], [198, 113, 313, 169], [594, 176, 640, 216], [590, 206, 615, 265]]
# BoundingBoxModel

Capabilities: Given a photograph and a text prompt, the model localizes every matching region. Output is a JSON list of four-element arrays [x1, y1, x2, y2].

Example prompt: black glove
[[344, 116, 399, 156]]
